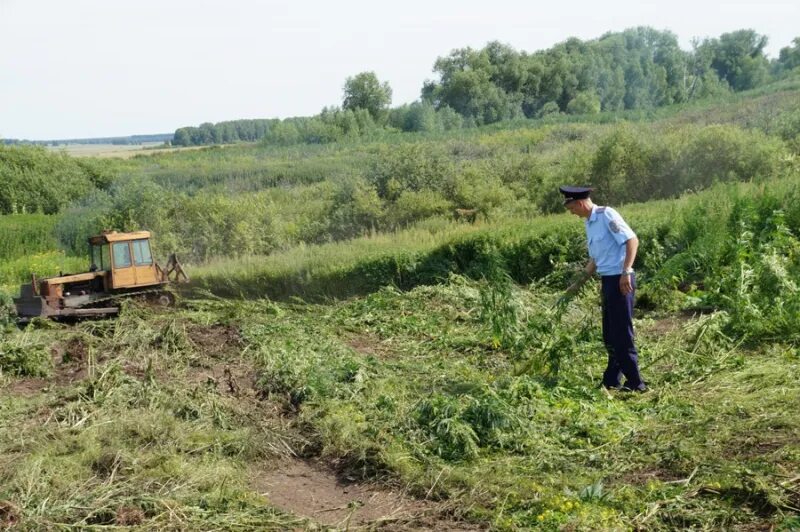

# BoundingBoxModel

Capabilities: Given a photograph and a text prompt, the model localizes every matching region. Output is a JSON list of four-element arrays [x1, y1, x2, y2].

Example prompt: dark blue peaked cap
[[559, 186, 593, 205]]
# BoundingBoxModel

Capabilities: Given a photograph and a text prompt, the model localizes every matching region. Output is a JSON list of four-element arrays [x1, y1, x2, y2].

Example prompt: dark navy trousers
[[601, 274, 645, 390]]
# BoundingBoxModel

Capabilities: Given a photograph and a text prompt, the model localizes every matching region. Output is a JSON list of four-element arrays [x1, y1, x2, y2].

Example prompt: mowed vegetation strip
[[0, 273, 797, 529]]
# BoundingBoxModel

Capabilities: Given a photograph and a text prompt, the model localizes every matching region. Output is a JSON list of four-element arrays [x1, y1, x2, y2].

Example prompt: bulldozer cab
[[89, 231, 160, 289]]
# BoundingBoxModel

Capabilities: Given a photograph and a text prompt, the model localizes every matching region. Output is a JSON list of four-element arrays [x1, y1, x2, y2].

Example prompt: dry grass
[[45, 143, 214, 159]]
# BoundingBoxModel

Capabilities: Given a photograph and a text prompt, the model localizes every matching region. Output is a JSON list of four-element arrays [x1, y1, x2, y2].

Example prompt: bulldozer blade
[[13, 296, 54, 318], [14, 295, 119, 320]]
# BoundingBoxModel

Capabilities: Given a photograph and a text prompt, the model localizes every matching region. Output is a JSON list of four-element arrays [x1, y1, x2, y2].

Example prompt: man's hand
[[556, 260, 596, 308], [565, 280, 582, 295], [565, 271, 590, 296], [619, 274, 633, 295], [555, 271, 587, 308]]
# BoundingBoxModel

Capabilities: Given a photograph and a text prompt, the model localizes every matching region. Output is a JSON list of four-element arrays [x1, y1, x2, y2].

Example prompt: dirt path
[[251, 459, 483, 530]]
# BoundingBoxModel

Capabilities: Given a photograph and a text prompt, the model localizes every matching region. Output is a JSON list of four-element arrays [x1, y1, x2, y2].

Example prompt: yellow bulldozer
[[14, 230, 188, 321]]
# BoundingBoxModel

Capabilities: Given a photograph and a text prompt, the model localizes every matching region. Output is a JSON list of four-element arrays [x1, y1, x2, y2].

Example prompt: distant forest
[[3, 133, 173, 146], [173, 27, 800, 146]]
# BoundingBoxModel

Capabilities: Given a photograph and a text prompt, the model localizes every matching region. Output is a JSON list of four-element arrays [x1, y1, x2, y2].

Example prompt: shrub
[[386, 190, 452, 228], [538, 101, 561, 117], [674, 125, 785, 191], [566, 92, 601, 115], [0, 290, 15, 328], [367, 144, 453, 201], [0, 145, 104, 215]]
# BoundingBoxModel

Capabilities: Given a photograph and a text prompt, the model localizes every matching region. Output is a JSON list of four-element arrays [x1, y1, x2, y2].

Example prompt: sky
[[1, 0, 798, 140]]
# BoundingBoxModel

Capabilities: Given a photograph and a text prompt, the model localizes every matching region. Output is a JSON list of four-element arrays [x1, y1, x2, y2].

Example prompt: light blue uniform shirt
[[585, 205, 636, 276]]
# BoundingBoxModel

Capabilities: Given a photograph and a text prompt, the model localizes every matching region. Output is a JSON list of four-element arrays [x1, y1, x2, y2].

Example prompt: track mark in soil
[[251, 459, 483, 530]]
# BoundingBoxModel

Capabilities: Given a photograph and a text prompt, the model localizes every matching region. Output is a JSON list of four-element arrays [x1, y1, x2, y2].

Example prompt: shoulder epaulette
[[596, 206, 607, 213]]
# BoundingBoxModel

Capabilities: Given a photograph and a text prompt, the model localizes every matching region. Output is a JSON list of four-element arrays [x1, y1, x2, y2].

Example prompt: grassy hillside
[[1, 74, 799, 530]]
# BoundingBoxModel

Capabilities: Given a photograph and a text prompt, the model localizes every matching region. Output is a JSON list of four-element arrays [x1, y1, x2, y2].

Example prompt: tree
[[566, 91, 601, 115], [342, 72, 392, 120], [776, 37, 800, 74], [698, 30, 770, 91], [172, 128, 191, 146]]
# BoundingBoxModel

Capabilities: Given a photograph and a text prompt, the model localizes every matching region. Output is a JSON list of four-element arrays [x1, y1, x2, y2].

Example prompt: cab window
[[112, 242, 132, 268], [132, 239, 153, 266], [91, 244, 111, 271]]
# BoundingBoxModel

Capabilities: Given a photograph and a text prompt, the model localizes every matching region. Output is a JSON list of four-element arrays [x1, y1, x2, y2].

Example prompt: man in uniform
[[560, 186, 646, 392]]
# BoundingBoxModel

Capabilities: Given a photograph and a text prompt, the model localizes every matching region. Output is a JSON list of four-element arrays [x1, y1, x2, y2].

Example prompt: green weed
[[0, 330, 51, 377]]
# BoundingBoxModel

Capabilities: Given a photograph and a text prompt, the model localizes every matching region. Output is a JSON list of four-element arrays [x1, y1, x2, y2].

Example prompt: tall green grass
[[0, 252, 86, 295], [191, 175, 800, 346], [189, 190, 692, 301], [190, 219, 485, 300], [0, 215, 85, 294], [0, 214, 60, 261]]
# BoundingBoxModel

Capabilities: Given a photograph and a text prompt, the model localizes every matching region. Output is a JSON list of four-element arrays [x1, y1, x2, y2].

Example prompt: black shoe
[[620, 385, 648, 393]]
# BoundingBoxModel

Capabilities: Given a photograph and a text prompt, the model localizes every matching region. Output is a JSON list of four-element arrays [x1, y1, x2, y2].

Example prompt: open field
[[44, 143, 215, 159]]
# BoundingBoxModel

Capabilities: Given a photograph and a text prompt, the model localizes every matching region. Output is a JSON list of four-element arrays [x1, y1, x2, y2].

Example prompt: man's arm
[[620, 237, 639, 295], [623, 237, 638, 271]]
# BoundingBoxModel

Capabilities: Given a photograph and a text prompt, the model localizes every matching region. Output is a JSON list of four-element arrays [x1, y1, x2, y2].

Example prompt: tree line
[[172, 28, 800, 146]]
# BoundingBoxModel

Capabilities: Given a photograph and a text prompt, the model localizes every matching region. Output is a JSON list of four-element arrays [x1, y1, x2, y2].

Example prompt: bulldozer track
[[85, 288, 176, 308]]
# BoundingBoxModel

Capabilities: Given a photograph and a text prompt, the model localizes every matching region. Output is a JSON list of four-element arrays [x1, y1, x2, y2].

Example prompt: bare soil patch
[[3, 339, 89, 397], [182, 323, 260, 396], [186, 360, 258, 398], [617, 466, 686, 486], [4, 377, 50, 397], [114, 505, 145, 526], [724, 433, 799, 460], [179, 323, 299, 420], [345, 333, 395, 359], [189, 323, 244, 358], [639, 313, 694, 338], [251, 459, 483, 530], [0, 500, 21, 529]]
